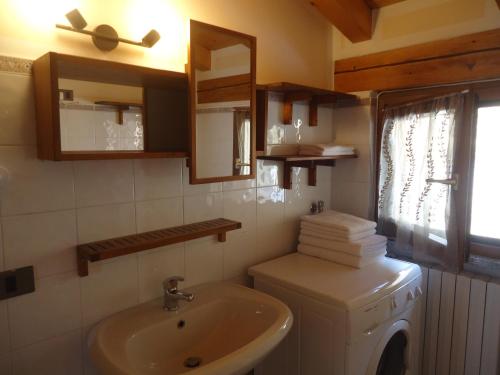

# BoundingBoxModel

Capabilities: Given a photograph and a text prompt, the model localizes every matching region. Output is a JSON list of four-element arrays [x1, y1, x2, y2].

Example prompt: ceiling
[[309, 0, 408, 43]]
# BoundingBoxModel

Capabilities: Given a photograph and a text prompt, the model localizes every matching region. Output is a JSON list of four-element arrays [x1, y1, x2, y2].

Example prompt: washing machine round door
[[365, 320, 412, 375]]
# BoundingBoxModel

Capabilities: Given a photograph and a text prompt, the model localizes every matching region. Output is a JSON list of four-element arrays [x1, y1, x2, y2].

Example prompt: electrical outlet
[[0, 266, 35, 300]]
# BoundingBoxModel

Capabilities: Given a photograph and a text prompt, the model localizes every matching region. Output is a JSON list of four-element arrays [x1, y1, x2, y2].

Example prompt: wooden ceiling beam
[[310, 0, 373, 43], [334, 28, 500, 92], [364, 0, 408, 8]]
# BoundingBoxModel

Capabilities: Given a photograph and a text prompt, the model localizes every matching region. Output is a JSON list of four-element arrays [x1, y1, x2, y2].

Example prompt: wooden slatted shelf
[[257, 154, 357, 190], [77, 218, 242, 277], [257, 82, 359, 126]]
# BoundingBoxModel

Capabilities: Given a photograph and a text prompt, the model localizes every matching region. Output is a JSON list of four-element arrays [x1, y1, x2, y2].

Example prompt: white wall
[[0, 0, 334, 89], [331, 100, 374, 220], [0, 63, 335, 375]]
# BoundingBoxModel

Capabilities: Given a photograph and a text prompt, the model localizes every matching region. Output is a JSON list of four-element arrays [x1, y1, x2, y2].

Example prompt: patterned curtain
[[378, 93, 465, 271]]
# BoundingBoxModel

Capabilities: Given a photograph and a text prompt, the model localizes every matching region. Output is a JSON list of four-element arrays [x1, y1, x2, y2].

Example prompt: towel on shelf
[[298, 234, 387, 256], [269, 144, 299, 156], [298, 244, 386, 269], [298, 143, 355, 156], [301, 210, 377, 234]]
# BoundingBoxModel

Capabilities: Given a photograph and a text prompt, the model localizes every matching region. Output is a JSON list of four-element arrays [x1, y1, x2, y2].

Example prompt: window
[[376, 83, 500, 273], [470, 105, 500, 240]]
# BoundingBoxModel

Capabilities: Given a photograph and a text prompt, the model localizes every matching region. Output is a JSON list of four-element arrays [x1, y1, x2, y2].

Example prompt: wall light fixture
[[56, 9, 161, 51]]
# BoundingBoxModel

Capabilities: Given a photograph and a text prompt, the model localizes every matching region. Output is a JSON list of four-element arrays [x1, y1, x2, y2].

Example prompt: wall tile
[[0, 146, 74, 216], [135, 198, 183, 232], [2, 210, 77, 278], [0, 301, 10, 354], [284, 103, 333, 145], [331, 142, 371, 183], [332, 105, 372, 145], [223, 188, 257, 233], [8, 272, 81, 349], [257, 159, 282, 187], [223, 230, 257, 280], [222, 178, 256, 191], [331, 181, 371, 219], [0, 72, 36, 146], [183, 192, 223, 224], [81, 256, 138, 326], [182, 165, 222, 196], [134, 158, 183, 201], [185, 238, 224, 288], [256, 186, 286, 262], [138, 244, 185, 302], [11, 329, 83, 375], [82, 325, 99, 375], [74, 160, 134, 207], [221, 177, 257, 276], [0, 353, 12, 375], [77, 203, 136, 244]]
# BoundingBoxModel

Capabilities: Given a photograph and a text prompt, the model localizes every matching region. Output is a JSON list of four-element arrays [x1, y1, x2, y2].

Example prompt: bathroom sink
[[89, 282, 293, 375]]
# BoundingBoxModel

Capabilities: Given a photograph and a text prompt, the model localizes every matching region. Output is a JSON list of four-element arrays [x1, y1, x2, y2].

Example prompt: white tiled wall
[[0, 68, 335, 374], [331, 100, 374, 219]]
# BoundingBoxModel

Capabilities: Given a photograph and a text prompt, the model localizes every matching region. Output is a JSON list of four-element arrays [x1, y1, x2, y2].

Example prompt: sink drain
[[184, 356, 202, 368]]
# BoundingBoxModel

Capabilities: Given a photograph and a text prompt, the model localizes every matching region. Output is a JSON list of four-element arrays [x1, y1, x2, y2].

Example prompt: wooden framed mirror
[[188, 20, 256, 184]]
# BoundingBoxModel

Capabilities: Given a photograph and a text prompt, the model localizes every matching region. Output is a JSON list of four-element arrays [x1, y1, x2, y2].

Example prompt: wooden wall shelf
[[77, 218, 242, 277], [257, 82, 358, 127], [94, 101, 143, 125], [257, 154, 357, 190]]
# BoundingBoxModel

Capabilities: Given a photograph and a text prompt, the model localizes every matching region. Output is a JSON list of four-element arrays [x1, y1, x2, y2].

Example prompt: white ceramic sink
[[89, 282, 293, 375]]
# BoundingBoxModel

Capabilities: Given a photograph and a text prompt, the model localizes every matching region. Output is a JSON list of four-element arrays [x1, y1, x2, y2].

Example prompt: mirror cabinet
[[188, 20, 257, 184], [33, 52, 188, 160]]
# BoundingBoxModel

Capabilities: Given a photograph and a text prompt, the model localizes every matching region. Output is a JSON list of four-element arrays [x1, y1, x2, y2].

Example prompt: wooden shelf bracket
[[258, 82, 358, 127], [258, 154, 357, 190], [77, 218, 241, 277], [283, 159, 336, 189]]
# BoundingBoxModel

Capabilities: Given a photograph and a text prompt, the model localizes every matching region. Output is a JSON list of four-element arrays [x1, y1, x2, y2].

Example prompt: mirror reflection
[[190, 20, 255, 181], [58, 79, 144, 151]]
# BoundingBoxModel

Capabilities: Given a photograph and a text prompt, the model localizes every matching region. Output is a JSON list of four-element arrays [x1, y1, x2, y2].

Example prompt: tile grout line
[[131, 160, 141, 306], [70, 160, 86, 375]]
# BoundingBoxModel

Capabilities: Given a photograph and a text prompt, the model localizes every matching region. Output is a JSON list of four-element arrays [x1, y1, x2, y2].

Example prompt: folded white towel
[[298, 234, 387, 256], [301, 223, 376, 241], [298, 244, 386, 269], [298, 143, 355, 156], [269, 144, 299, 156], [301, 210, 377, 234]]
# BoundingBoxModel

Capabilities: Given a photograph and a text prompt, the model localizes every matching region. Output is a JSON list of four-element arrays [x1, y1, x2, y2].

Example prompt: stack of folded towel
[[298, 143, 355, 156], [297, 210, 387, 268]]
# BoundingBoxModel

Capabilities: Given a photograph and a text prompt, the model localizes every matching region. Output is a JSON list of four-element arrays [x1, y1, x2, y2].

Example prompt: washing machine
[[248, 253, 423, 375]]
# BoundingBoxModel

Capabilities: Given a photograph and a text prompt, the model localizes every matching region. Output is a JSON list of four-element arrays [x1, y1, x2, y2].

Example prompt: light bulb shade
[[142, 29, 160, 47], [66, 9, 87, 30]]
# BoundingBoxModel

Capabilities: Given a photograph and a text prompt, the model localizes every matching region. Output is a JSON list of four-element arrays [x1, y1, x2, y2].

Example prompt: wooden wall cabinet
[[33, 52, 189, 160]]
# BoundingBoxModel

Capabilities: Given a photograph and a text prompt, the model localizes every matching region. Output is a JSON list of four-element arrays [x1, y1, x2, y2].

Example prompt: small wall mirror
[[188, 20, 256, 183], [58, 79, 144, 151]]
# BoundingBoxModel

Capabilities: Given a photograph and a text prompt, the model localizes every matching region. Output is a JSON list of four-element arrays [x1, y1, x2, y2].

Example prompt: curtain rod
[[375, 77, 500, 98]]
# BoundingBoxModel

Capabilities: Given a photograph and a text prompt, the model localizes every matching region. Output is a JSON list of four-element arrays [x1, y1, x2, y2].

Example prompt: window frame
[[375, 81, 500, 270]]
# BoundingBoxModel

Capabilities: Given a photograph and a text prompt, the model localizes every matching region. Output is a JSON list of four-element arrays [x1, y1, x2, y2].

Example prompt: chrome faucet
[[163, 276, 194, 311]]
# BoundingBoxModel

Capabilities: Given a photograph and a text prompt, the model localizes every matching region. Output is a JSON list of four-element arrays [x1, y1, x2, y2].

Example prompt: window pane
[[470, 106, 500, 239]]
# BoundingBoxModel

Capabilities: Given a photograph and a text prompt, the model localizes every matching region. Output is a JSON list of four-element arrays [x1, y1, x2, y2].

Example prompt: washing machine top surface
[[249, 253, 421, 310]]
